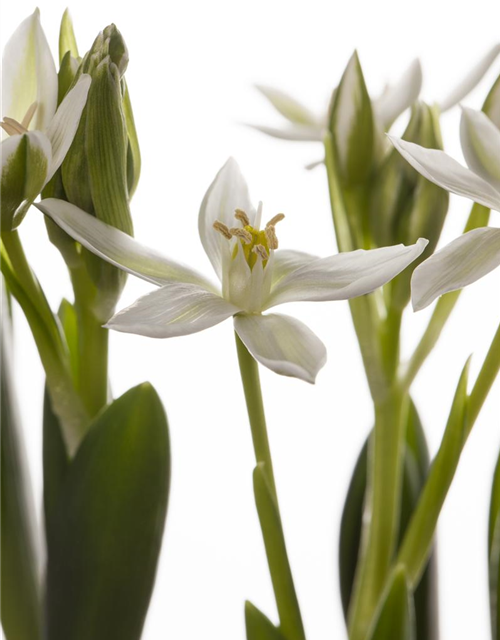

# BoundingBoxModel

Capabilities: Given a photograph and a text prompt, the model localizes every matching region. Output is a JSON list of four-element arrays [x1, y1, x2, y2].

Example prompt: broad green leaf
[[339, 401, 438, 640], [253, 463, 305, 640], [1, 333, 42, 639], [366, 566, 415, 640], [488, 453, 500, 638], [59, 9, 79, 64], [46, 383, 170, 640], [397, 360, 470, 587], [245, 601, 286, 640]]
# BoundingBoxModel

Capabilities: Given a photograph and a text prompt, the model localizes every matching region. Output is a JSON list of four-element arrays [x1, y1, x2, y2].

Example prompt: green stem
[[379, 305, 402, 383], [235, 333, 305, 640], [70, 266, 109, 417], [1, 232, 88, 455], [347, 386, 408, 640], [467, 321, 500, 435]]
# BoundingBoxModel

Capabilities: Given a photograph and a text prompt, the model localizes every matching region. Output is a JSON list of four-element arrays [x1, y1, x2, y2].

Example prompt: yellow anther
[[213, 221, 232, 239], [21, 102, 38, 129], [265, 225, 279, 250], [253, 244, 269, 261], [266, 213, 285, 227], [230, 227, 253, 244], [234, 209, 250, 226]]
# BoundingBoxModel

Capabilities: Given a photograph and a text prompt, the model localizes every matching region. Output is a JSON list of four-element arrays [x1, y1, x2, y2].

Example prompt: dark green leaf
[[46, 383, 170, 640], [245, 601, 285, 640], [367, 566, 415, 640]]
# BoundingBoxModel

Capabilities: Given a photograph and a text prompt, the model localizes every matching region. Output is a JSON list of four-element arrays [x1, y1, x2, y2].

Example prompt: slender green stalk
[[467, 321, 500, 434], [1, 232, 88, 454], [235, 333, 305, 640], [347, 386, 408, 640]]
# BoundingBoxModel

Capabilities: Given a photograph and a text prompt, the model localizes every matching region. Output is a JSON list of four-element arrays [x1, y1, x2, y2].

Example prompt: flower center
[[0, 102, 38, 136], [213, 209, 285, 269]]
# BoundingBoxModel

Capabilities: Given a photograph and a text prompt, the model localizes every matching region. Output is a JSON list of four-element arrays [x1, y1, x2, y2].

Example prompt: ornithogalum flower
[[37, 159, 427, 383], [1, 9, 90, 230], [390, 107, 500, 311]]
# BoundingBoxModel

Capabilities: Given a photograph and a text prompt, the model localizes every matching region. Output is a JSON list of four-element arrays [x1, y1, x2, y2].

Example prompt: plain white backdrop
[[2, 1, 500, 638]]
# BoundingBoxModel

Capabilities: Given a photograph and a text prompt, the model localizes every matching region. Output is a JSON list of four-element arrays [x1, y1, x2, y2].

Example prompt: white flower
[[1, 9, 90, 228], [37, 159, 427, 383], [389, 107, 500, 311]]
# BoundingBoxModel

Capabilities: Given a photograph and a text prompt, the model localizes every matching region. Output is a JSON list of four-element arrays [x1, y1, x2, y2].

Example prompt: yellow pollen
[[230, 227, 253, 244], [213, 221, 232, 239], [253, 244, 269, 261], [265, 225, 279, 250], [266, 213, 285, 227], [234, 209, 250, 226]]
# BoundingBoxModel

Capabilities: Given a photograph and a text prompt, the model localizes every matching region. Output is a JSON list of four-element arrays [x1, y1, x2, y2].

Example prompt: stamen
[[213, 221, 232, 239], [266, 213, 285, 227], [0, 121, 21, 136], [230, 227, 253, 244], [253, 244, 269, 261], [234, 209, 250, 226], [1, 117, 27, 135], [21, 102, 38, 129], [265, 225, 279, 250]]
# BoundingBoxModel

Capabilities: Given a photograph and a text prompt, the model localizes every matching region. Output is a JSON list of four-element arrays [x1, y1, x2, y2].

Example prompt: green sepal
[[59, 9, 79, 64], [245, 601, 286, 640], [329, 51, 375, 187], [46, 383, 170, 640], [339, 401, 439, 640], [366, 566, 415, 640], [122, 78, 141, 198]]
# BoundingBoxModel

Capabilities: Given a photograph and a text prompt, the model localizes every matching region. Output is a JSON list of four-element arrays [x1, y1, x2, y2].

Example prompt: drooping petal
[[255, 85, 318, 126], [439, 44, 500, 113], [460, 107, 500, 189], [245, 123, 323, 142], [36, 198, 217, 291], [2, 9, 57, 133], [234, 312, 327, 384], [265, 239, 428, 308], [199, 158, 256, 281], [105, 282, 239, 338], [388, 135, 500, 212], [45, 74, 91, 183], [411, 227, 500, 310], [373, 59, 422, 130], [1, 131, 51, 230]]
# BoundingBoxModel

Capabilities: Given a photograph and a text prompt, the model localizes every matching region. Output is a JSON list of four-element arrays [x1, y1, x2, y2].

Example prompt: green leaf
[[366, 566, 415, 640], [59, 9, 79, 64], [1, 333, 42, 639], [339, 401, 438, 640], [253, 463, 305, 640], [488, 452, 500, 638], [245, 601, 286, 640], [46, 383, 170, 640]]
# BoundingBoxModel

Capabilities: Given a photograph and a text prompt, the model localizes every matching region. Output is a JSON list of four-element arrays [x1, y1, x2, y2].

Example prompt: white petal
[[374, 59, 422, 130], [2, 9, 57, 133], [36, 198, 216, 291], [105, 282, 239, 338], [440, 44, 500, 112], [266, 239, 428, 308], [388, 135, 500, 212], [411, 227, 500, 310], [460, 107, 500, 189], [255, 85, 318, 126], [199, 158, 256, 281], [223, 243, 273, 313], [234, 313, 327, 384], [271, 249, 318, 288], [246, 123, 323, 142], [45, 75, 91, 183]]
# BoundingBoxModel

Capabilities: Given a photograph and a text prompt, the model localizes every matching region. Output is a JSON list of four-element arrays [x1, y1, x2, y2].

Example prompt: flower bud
[[328, 51, 375, 187]]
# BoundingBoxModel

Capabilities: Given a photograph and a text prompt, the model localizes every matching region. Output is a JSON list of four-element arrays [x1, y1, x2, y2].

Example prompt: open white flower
[[1, 9, 90, 229], [37, 159, 427, 383], [389, 107, 500, 310]]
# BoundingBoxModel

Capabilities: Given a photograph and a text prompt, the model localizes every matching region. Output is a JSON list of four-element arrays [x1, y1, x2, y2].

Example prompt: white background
[[2, 1, 500, 638]]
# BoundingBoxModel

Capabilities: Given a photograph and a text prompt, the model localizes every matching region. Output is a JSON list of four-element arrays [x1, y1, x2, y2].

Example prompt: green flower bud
[[329, 51, 375, 187]]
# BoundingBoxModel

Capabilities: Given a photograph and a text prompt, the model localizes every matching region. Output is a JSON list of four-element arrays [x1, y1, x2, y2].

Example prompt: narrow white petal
[[460, 107, 500, 189], [223, 243, 273, 313], [36, 198, 216, 291], [105, 282, 239, 338], [199, 158, 256, 281], [411, 227, 500, 310], [2, 9, 57, 133], [374, 59, 422, 130], [45, 75, 91, 183], [440, 44, 500, 112], [271, 249, 318, 288], [246, 123, 323, 142], [266, 239, 428, 308], [389, 135, 500, 212], [234, 313, 327, 383], [255, 85, 318, 126]]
